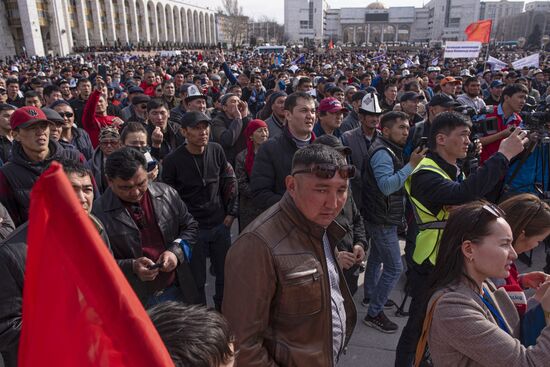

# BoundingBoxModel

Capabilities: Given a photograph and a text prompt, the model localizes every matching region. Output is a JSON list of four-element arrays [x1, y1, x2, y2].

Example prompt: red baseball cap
[[318, 97, 346, 113], [10, 106, 50, 130]]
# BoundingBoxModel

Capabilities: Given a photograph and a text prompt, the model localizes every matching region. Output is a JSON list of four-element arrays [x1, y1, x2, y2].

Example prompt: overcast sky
[[186, 0, 533, 23]]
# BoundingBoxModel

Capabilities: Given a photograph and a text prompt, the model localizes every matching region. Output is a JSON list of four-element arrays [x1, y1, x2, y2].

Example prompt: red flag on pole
[[328, 38, 334, 50], [464, 19, 492, 43], [19, 162, 174, 367]]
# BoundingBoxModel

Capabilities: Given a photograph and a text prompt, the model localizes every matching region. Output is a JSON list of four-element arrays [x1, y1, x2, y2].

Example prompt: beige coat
[[428, 280, 550, 366]]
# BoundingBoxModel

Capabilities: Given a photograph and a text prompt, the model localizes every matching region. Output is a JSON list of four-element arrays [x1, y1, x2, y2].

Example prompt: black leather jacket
[[92, 182, 201, 305]]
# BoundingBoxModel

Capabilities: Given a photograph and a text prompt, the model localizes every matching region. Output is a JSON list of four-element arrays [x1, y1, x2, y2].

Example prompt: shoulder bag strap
[[414, 294, 444, 367]]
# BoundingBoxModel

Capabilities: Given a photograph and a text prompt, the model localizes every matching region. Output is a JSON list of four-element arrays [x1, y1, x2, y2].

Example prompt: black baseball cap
[[400, 92, 424, 103], [180, 111, 211, 128], [427, 94, 461, 107]]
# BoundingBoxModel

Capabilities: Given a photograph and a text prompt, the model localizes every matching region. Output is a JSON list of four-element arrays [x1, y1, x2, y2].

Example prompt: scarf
[[244, 119, 268, 176]]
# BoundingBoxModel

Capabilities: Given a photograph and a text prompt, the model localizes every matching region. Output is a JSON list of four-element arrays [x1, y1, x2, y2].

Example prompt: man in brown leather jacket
[[222, 144, 357, 366]]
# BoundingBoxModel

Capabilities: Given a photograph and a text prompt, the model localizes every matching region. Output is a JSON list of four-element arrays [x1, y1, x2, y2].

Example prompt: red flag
[[328, 38, 334, 50], [19, 162, 174, 367], [464, 19, 492, 43]]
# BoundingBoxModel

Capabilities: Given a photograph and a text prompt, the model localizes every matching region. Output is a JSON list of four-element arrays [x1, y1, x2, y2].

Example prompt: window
[[300, 20, 310, 29]]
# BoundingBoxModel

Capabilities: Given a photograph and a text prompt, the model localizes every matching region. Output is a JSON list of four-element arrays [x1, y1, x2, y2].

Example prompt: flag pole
[[483, 20, 493, 71]]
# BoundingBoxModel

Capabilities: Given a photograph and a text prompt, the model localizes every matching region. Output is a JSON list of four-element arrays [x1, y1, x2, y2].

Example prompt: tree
[[218, 0, 248, 48]]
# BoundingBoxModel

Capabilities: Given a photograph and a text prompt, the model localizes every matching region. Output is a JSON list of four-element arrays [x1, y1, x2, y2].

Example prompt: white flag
[[512, 53, 539, 69], [487, 56, 507, 71]]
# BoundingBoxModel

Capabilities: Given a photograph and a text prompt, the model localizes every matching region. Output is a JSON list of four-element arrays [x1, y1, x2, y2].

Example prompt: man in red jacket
[[139, 69, 159, 97]]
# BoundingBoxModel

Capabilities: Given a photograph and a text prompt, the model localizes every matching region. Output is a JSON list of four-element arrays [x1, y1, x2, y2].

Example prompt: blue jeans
[[364, 222, 403, 317], [191, 223, 232, 311]]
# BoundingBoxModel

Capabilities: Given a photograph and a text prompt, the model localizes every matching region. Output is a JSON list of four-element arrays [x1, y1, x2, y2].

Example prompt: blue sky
[[190, 0, 532, 23]]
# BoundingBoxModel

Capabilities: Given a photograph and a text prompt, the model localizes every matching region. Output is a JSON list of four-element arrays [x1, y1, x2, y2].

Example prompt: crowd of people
[[0, 44, 550, 366]]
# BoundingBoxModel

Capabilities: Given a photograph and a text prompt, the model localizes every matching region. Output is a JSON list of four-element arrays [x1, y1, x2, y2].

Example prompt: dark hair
[[50, 100, 72, 109], [148, 302, 235, 367], [104, 147, 146, 180], [161, 79, 174, 88], [76, 78, 91, 87], [6, 78, 18, 87], [380, 111, 409, 129], [403, 81, 420, 92], [464, 76, 479, 86], [60, 159, 93, 181], [0, 104, 16, 112], [121, 122, 148, 144], [24, 90, 39, 99], [297, 77, 312, 88], [425, 201, 504, 302], [384, 83, 398, 92], [501, 83, 529, 103], [292, 144, 346, 170], [351, 91, 367, 102], [226, 84, 241, 94], [284, 92, 315, 112], [147, 99, 168, 113], [500, 193, 550, 243], [429, 111, 472, 150], [43, 84, 60, 97]]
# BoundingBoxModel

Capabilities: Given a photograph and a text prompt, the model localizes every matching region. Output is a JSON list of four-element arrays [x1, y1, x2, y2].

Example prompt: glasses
[[463, 202, 505, 242], [292, 163, 356, 179], [58, 112, 74, 118]]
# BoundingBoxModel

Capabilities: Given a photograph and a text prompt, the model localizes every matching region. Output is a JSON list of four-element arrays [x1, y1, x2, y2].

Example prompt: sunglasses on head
[[58, 112, 73, 118], [462, 202, 505, 242], [292, 163, 356, 179]]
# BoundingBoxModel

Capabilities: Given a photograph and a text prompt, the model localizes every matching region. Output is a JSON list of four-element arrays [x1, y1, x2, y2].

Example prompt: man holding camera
[[395, 111, 528, 366], [478, 83, 527, 164]]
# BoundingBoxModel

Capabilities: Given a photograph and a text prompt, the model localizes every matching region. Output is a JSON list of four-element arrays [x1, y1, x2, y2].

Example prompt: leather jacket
[[92, 182, 201, 305], [222, 193, 357, 367]]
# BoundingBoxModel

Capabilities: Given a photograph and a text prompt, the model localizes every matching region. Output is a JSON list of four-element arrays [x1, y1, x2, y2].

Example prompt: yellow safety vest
[[404, 157, 454, 266]]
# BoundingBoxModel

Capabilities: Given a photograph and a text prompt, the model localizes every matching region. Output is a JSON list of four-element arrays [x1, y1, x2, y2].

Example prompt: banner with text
[[512, 53, 539, 69], [444, 41, 482, 59], [487, 56, 507, 71]]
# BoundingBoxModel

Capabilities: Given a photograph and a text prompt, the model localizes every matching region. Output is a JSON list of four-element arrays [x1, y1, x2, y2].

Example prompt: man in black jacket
[[250, 92, 316, 211], [93, 147, 200, 307], [162, 111, 238, 311], [0, 106, 81, 226], [146, 99, 185, 161]]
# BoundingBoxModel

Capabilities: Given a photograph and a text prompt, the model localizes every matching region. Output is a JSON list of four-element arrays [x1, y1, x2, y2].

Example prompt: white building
[[0, 0, 217, 58], [480, 0, 525, 34], [285, 0, 488, 44], [424, 0, 481, 41], [284, 0, 329, 43], [525, 1, 550, 12]]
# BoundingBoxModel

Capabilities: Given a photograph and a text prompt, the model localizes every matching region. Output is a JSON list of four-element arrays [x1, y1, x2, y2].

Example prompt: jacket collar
[[427, 151, 458, 179], [377, 135, 404, 155], [100, 183, 164, 229], [279, 192, 346, 243]]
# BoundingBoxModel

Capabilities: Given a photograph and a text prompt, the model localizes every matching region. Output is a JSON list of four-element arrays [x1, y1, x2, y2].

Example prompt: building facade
[[525, 1, 550, 12], [1, 0, 217, 57], [284, 0, 328, 43], [284, 0, 485, 44], [495, 10, 550, 42], [479, 0, 525, 34]]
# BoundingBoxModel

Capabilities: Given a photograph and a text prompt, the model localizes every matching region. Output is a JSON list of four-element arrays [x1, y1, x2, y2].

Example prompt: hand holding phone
[[147, 262, 164, 270]]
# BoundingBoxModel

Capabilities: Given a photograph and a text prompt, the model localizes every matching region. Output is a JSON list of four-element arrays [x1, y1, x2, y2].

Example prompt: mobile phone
[[418, 136, 428, 150], [144, 151, 158, 172], [147, 262, 163, 270]]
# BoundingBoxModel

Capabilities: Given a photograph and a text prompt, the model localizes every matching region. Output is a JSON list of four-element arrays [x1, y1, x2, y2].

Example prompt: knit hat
[[98, 126, 120, 142]]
